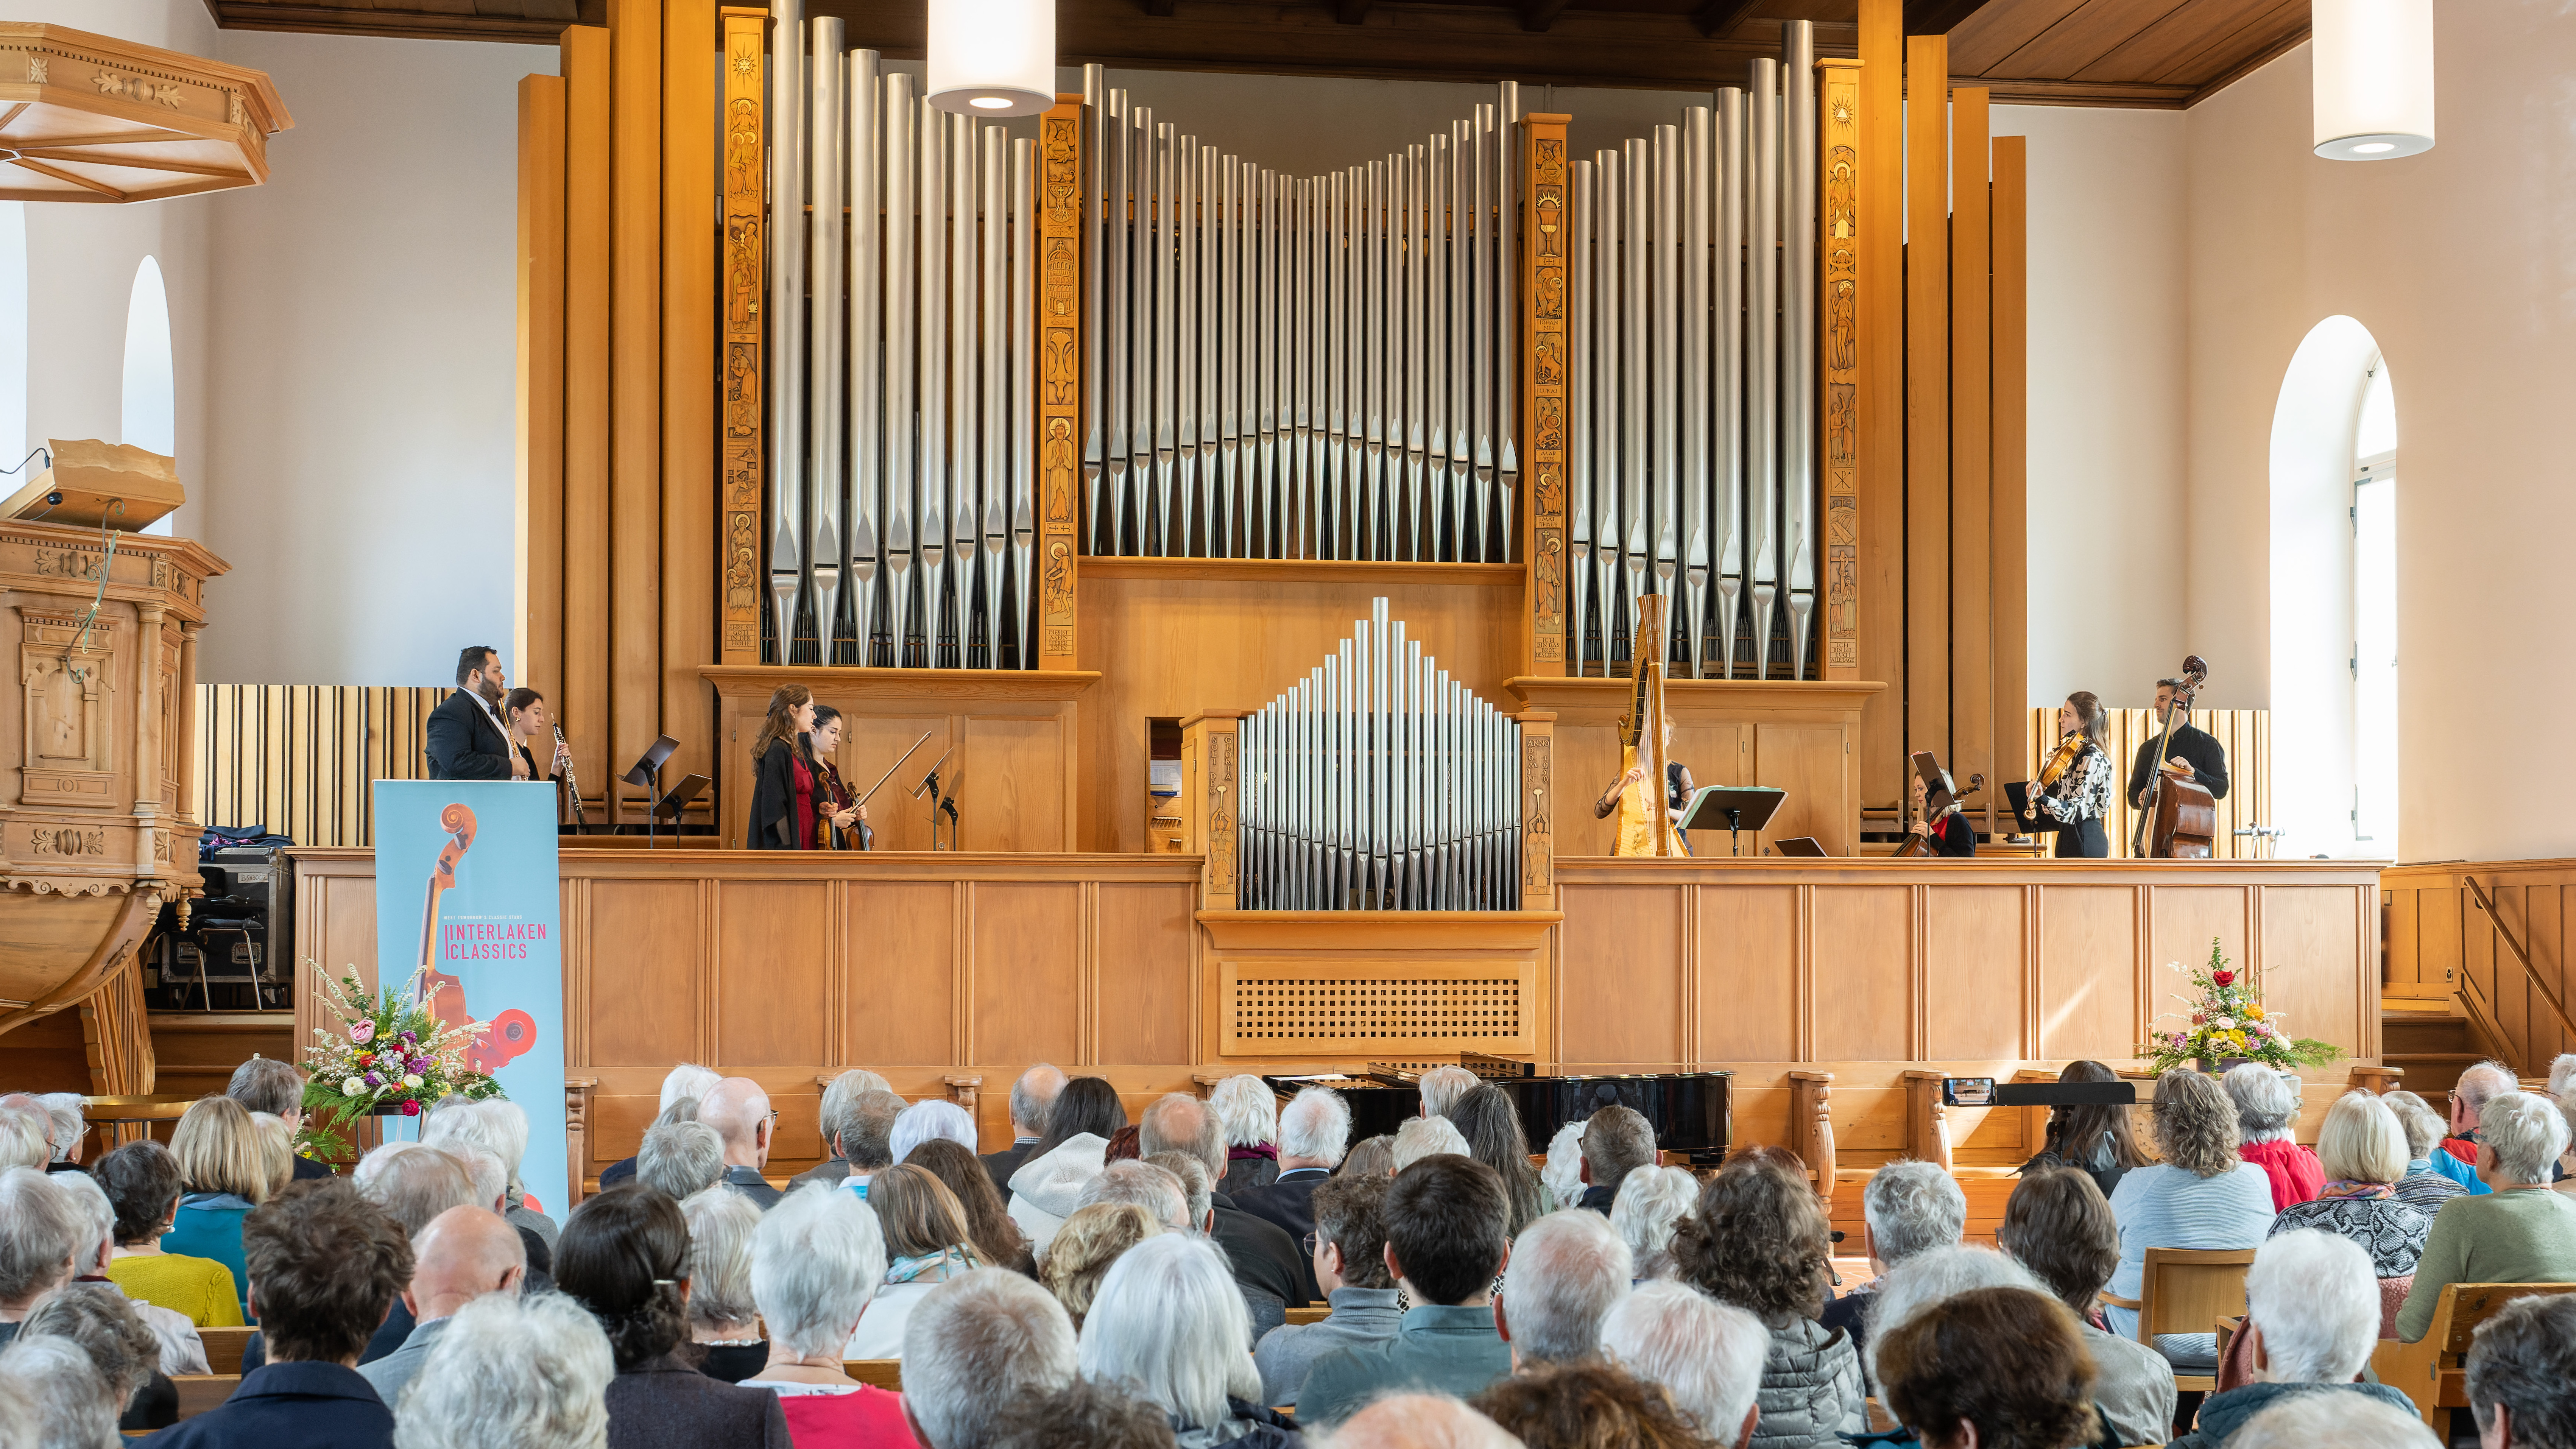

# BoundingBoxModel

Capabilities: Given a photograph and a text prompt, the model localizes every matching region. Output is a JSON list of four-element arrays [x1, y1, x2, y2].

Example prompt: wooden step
[[2384, 1052, 2482, 1105], [148, 1011, 294, 1101]]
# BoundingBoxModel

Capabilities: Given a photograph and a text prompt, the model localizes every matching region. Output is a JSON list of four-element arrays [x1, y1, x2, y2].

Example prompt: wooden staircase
[[2382, 998, 2483, 1109]]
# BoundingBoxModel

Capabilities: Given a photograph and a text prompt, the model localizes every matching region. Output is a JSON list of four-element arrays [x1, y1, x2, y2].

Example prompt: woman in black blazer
[[502, 688, 574, 820], [744, 686, 817, 851]]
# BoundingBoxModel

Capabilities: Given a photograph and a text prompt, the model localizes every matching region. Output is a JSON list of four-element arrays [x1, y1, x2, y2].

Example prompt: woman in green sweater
[[2397, 1090, 2576, 1342]]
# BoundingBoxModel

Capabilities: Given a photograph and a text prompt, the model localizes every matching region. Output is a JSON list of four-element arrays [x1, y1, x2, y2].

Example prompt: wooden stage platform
[[291, 848, 2383, 1201]]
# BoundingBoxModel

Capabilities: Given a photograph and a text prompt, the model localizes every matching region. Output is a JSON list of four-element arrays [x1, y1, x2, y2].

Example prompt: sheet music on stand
[[1675, 786, 1786, 858]]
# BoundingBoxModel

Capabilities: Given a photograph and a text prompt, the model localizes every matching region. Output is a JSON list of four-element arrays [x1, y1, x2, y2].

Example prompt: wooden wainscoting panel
[[970, 882, 1082, 1067], [585, 879, 702, 1067], [1925, 885, 2026, 1061], [832, 715, 957, 854], [1558, 885, 1683, 1066], [714, 880, 830, 1066], [843, 882, 959, 1064], [1551, 724, 1621, 860], [2039, 884, 2139, 1061], [2260, 884, 2369, 1063], [963, 715, 1069, 852], [1697, 884, 1797, 1064], [2151, 885, 2252, 1013], [1812, 885, 1912, 1060], [1094, 883, 1195, 1067], [2418, 880, 2461, 996], [288, 860, 382, 1051], [1753, 723, 1851, 855]]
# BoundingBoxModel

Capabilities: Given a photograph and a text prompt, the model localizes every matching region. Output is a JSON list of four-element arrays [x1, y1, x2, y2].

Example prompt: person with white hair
[[789, 1069, 896, 1191], [2380, 1089, 2472, 1212], [598, 1062, 725, 1190], [1326, 1394, 1522, 1449], [0, 1165, 84, 1347], [2465, 1292, 2576, 1449], [829, 1091, 911, 1201], [697, 1078, 784, 1210], [358, 1204, 527, 1408], [1495, 1209, 1632, 1370], [17, 1279, 170, 1432], [2169, 1230, 2417, 1449], [890, 1100, 979, 1167], [392, 1289, 617, 1449], [737, 1183, 917, 1442], [50, 1170, 208, 1377], [1077, 1232, 1300, 1446], [2228, 1390, 2441, 1449], [1081, 1159, 1192, 1231], [1540, 1122, 1587, 1211], [678, 1187, 769, 1383], [1824, 1159, 1966, 1357], [225, 1058, 331, 1183], [1575, 1106, 1657, 1214], [35, 1091, 85, 1169], [1607, 1165, 1696, 1281], [0, 1100, 48, 1171], [977, 1064, 1065, 1193], [1138, 1093, 1311, 1319], [0, 1333, 122, 1447], [900, 1267, 1079, 1449], [1390, 1115, 1469, 1173], [639, 1120, 727, 1201], [1416, 1066, 1481, 1121], [2270, 1090, 2434, 1311], [2398, 1089, 2576, 1343], [2431, 1059, 2522, 1198], [1235, 1086, 1351, 1297], [2224, 1064, 2325, 1211], [1600, 1280, 1767, 1448], [1209, 1075, 1283, 1197], [1859, 1243, 2044, 1396], [422, 1099, 555, 1247]]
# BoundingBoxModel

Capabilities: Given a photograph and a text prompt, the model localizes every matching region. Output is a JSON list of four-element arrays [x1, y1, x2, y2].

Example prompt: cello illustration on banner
[[413, 802, 540, 1080]]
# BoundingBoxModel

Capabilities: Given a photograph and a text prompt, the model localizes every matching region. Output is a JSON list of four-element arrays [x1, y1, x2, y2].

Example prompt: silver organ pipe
[[882, 72, 915, 667], [846, 48, 880, 668], [1783, 20, 1819, 678], [1715, 85, 1745, 679], [764, 0, 804, 661], [1239, 598, 1519, 911], [1747, 56, 1780, 677], [808, 22, 845, 668]]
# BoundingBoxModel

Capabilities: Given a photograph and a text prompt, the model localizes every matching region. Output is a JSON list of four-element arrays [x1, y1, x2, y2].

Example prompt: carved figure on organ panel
[[725, 97, 760, 199]]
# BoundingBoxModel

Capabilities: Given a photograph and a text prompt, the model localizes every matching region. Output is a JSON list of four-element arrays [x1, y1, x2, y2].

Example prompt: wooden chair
[[198, 1326, 255, 1377], [2370, 1282, 2576, 1432], [2098, 1246, 2256, 1393], [844, 1359, 902, 1391], [1283, 1304, 1330, 1326], [172, 1374, 240, 1419]]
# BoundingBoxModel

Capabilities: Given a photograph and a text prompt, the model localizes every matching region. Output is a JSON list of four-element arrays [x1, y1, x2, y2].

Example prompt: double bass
[[2132, 655, 2216, 859]]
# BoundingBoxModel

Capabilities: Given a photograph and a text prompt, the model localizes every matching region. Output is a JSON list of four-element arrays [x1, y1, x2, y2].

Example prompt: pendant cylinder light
[[2312, 0, 2434, 160], [926, 0, 1055, 117]]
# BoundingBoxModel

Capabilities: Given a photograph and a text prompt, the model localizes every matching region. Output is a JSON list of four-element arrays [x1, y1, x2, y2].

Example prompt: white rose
[[343, 1076, 367, 1096], [401, 1074, 424, 1090]]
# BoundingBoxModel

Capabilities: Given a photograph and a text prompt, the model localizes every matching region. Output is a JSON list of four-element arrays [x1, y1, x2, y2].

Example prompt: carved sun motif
[[732, 49, 757, 77], [1831, 99, 1854, 126]]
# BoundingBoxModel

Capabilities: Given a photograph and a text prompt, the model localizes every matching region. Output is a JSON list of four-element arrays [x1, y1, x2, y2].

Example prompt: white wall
[[2183, 4, 2576, 862]]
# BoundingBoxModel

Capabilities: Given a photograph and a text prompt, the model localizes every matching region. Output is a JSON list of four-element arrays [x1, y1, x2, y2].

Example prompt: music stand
[[2002, 781, 2054, 844], [909, 747, 956, 851], [1677, 785, 1786, 857], [622, 735, 680, 848], [650, 774, 711, 847], [1771, 836, 1828, 857]]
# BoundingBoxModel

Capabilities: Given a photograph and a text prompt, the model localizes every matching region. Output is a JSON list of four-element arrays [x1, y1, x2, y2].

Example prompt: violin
[[416, 803, 477, 972], [2035, 731, 2089, 788], [815, 757, 870, 851]]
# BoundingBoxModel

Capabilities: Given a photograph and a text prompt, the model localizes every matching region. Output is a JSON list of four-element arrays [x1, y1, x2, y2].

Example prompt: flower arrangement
[[2138, 937, 2343, 1074], [298, 964, 503, 1159]]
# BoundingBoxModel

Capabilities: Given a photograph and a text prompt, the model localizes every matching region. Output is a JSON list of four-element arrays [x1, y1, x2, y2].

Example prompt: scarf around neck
[[2316, 1179, 2394, 1201]]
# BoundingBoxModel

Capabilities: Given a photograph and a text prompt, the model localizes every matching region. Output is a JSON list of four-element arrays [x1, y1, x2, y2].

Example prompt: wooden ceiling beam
[[6, 156, 127, 199], [12, 149, 252, 180], [1903, 0, 1996, 36], [1687, 0, 1760, 40]]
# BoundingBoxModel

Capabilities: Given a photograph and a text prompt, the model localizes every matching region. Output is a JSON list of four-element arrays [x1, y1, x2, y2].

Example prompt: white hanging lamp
[[2312, 0, 2434, 160], [925, 0, 1055, 117]]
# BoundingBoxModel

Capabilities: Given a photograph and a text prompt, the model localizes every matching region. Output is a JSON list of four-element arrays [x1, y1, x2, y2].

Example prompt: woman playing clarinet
[[2035, 691, 2114, 858], [500, 687, 574, 824]]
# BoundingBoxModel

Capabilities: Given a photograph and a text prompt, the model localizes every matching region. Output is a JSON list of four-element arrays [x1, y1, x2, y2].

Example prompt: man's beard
[[478, 673, 503, 706]]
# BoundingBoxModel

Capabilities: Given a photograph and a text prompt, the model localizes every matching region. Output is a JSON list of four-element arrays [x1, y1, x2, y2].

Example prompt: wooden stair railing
[[2461, 876, 2576, 1074]]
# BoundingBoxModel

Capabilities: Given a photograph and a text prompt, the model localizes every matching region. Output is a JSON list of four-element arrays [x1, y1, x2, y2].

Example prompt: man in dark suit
[[424, 645, 524, 781], [2128, 676, 2230, 811], [698, 1077, 784, 1210], [1139, 1092, 1309, 1310], [1234, 1085, 1351, 1300], [980, 1062, 1066, 1192]]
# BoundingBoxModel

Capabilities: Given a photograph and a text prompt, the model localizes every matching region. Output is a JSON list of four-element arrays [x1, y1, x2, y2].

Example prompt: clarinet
[[555, 724, 587, 827]]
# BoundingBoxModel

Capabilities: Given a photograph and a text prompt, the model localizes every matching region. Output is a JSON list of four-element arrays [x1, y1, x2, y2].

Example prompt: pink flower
[[350, 1020, 376, 1045], [400, 1100, 421, 1117]]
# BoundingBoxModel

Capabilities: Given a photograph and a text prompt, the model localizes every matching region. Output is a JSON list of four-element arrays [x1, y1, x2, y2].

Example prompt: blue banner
[[372, 781, 567, 1215]]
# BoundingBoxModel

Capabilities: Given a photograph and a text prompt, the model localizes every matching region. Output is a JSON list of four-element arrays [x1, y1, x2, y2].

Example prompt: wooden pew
[[198, 1326, 255, 1377], [2371, 1281, 2576, 1432], [844, 1359, 902, 1391], [1283, 1305, 1329, 1326], [172, 1374, 240, 1419], [2098, 1246, 2256, 1393]]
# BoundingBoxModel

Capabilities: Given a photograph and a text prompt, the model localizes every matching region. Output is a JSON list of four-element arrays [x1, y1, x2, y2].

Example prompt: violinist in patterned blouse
[[2035, 691, 2114, 858]]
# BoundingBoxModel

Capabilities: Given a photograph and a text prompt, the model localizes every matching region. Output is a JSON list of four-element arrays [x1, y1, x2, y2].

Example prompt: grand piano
[[1265, 1056, 1732, 1165]]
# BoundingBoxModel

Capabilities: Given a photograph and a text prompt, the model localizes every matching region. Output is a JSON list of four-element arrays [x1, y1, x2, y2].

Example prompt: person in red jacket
[[2225, 1063, 2325, 1211]]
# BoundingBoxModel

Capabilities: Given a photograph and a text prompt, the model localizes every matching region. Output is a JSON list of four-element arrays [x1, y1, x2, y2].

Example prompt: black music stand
[[1677, 785, 1786, 857], [650, 774, 710, 846], [622, 735, 680, 848], [2002, 781, 2055, 846], [909, 747, 957, 852], [1771, 836, 1828, 857]]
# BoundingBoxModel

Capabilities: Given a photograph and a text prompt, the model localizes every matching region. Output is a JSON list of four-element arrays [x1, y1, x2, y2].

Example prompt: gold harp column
[[718, 7, 767, 663], [1818, 59, 1860, 681], [1521, 113, 1571, 676], [1036, 93, 1084, 670]]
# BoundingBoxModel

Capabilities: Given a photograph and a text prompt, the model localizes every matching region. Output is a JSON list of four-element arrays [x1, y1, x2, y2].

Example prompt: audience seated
[[739, 1182, 916, 1446], [422, 1099, 557, 1248], [1341, 1135, 1396, 1181], [151, 1178, 414, 1448], [358, 1203, 527, 1408], [96, 1138, 243, 1329], [393, 1289, 617, 1449], [698, 1078, 785, 1210], [1007, 1078, 1125, 1250], [1452, 1086, 1554, 1238], [1859, 1244, 2045, 1400], [979, 1065, 1066, 1194], [641, 1120, 729, 1201], [37, 1092, 87, 1170], [52, 1169, 210, 1376], [1416, 1066, 1482, 1122], [891, 1100, 979, 1167], [2465, 1292, 2576, 1449], [555, 1183, 791, 1449], [982, 1376, 1177, 1449], [166, 1096, 273, 1318], [230, 1056, 335, 1182], [337, 1143, 480, 1368], [1671, 1148, 1864, 1449], [0, 1333, 121, 1447], [1996, 1167, 2175, 1447], [1575, 1106, 1656, 1215], [2398, 1089, 2576, 1342], [1231, 1086, 1351, 1299], [248, 1112, 296, 1200], [600, 1063, 725, 1190], [1297, 1155, 1514, 1428], [848, 1163, 983, 1357], [2380, 1090, 2471, 1211], [1476, 1360, 1710, 1449], [907, 1138, 1037, 1277], [2104, 1068, 2275, 1359], [835, 1091, 912, 1201], [0, 1100, 48, 1170], [1210, 1075, 1284, 1198], [1875, 1286, 2101, 1449], [1108, 1125, 1144, 1162], [2432, 1061, 2521, 1198], [1139, 1093, 1309, 1313], [1495, 1208, 1630, 1371], [1085, 1158, 1192, 1230], [1040, 1202, 1162, 1330], [0, 1167, 79, 1351], [1325, 1393, 1521, 1449], [2168, 1230, 2415, 1449], [18, 1278, 171, 1432], [2015, 1060, 2146, 1201], [1253, 1171, 1396, 1408], [900, 1268, 1079, 1449], [2271, 1090, 2432, 1334], [2225, 1065, 2325, 1211], [790, 1070, 897, 1192], [1824, 1160, 1965, 1359], [2227, 1390, 2439, 1449], [679, 1186, 769, 1382], [1540, 1122, 1587, 1211], [1077, 1232, 1302, 1446], [1600, 1279, 1766, 1447], [1391, 1117, 1470, 1173], [1607, 1164, 1696, 1281]]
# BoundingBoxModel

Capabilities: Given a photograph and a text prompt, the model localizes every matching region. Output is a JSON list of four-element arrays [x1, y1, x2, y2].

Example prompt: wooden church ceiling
[[202, 0, 2304, 104]]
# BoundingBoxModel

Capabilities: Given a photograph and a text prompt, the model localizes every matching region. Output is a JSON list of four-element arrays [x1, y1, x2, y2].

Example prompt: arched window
[[121, 256, 175, 535], [2350, 363, 2396, 845]]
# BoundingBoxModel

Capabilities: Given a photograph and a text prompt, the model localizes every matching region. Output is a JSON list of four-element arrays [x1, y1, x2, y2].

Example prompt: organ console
[[1267, 1056, 1732, 1166]]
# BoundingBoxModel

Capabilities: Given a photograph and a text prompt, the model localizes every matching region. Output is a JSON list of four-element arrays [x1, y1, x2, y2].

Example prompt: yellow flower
[[2246, 1004, 2266, 1021]]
